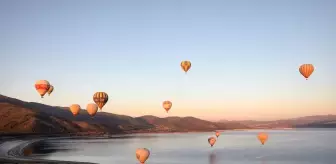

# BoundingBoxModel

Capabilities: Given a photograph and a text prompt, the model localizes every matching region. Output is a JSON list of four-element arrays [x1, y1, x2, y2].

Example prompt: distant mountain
[[0, 94, 153, 134], [0, 94, 249, 135], [220, 115, 336, 129], [295, 119, 336, 128], [1, 94, 334, 135], [137, 115, 249, 132]]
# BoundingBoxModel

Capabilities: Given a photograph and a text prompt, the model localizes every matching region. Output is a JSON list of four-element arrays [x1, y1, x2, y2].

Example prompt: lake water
[[33, 129, 336, 164]]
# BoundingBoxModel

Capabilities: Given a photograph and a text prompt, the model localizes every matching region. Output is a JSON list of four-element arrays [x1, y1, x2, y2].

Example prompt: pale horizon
[[0, 0, 335, 121]]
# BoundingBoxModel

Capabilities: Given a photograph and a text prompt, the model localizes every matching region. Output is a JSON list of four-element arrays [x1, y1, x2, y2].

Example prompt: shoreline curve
[[0, 137, 97, 164]]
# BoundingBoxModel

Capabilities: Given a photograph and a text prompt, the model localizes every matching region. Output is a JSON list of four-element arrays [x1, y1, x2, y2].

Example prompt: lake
[[32, 129, 336, 164]]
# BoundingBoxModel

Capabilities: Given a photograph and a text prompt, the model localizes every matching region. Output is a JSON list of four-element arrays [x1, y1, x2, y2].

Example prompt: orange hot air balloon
[[136, 148, 150, 164], [34, 80, 50, 98], [299, 64, 314, 80], [208, 137, 216, 147], [47, 85, 54, 96], [180, 60, 191, 73], [215, 131, 220, 138], [86, 103, 98, 117], [69, 104, 81, 116], [93, 92, 109, 110], [257, 132, 268, 145], [162, 101, 172, 113]]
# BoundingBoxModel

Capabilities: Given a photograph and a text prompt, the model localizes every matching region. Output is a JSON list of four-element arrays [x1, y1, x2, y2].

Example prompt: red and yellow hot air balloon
[[69, 104, 81, 116], [180, 60, 191, 74], [34, 80, 50, 98], [215, 131, 220, 138], [47, 85, 54, 96], [162, 100, 172, 113], [257, 132, 268, 145], [86, 103, 98, 117], [136, 148, 150, 164], [299, 64, 314, 80], [93, 92, 109, 110], [208, 137, 216, 147]]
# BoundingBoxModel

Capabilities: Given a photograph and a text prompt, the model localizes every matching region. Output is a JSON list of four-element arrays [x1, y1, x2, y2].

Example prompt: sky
[[0, 0, 335, 121]]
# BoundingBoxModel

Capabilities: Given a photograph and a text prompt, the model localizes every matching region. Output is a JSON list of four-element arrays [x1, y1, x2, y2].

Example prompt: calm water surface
[[34, 129, 336, 164]]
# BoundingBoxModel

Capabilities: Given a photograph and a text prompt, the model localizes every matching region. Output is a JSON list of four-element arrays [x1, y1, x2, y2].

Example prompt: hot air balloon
[[215, 131, 220, 138], [34, 80, 50, 98], [180, 60, 191, 74], [162, 100, 172, 113], [208, 137, 216, 147], [257, 132, 268, 145], [70, 104, 81, 116], [47, 85, 54, 96], [136, 148, 150, 164], [299, 64, 314, 80], [93, 92, 109, 110], [86, 103, 98, 117]]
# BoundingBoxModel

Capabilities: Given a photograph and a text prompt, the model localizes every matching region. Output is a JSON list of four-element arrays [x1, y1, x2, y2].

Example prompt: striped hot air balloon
[[34, 80, 50, 98], [47, 85, 54, 96], [93, 92, 109, 110], [180, 60, 191, 74], [299, 64, 314, 80]]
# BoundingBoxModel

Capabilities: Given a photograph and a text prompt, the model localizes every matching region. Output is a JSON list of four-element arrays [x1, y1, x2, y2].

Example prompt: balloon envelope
[[86, 103, 98, 116], [162, 101, 172, 112], [208, 137, 216, 147], [299, 64, 314, 80], [70, 104, 81, 116], [47, 85, 54, 96], [215, 131, 220, 138], [180, 60, 191, 73], [136, 148, 150, 164], [257, 132, 268, 145], [34, 80, 50, 98], [93, 92, 109, 110]]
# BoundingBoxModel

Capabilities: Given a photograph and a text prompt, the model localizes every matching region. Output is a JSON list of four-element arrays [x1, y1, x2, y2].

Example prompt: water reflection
[[208, 152, 217, 164], [23, 148, 33, 156], [34, 130, 336, 164], [108, 135, 158, 139], [27, 140, 74, 156], [260, 159, 267, 164]]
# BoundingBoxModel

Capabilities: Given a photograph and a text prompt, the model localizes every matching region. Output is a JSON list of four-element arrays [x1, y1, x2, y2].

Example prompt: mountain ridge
[[0, 94, 248, 134], [219, 115, 336, 129], [0, 94, 335, 135]]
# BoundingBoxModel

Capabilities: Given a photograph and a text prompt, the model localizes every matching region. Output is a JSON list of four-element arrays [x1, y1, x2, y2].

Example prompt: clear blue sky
[[0, 0, 335, 121]]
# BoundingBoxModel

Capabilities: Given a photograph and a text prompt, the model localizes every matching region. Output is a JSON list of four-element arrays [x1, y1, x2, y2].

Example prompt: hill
[[1, 94, 333, 135], [136, 115, 249, 133], [0, 94, 249, 135], [221, 115, 336, 129]]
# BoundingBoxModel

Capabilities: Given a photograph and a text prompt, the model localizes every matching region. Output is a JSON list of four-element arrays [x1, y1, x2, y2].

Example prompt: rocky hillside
[[0, 94, 249, 135]]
